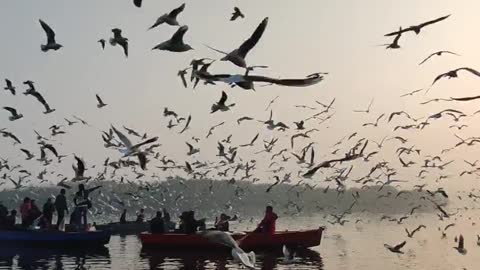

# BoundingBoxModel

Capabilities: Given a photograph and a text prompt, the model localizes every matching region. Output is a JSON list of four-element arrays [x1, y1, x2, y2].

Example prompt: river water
[[0, 212, 478, 270]]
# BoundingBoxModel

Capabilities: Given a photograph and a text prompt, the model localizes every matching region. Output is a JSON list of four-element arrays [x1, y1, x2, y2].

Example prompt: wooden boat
[[0, 229, 111, 247], [95, 221, 149, 235], [140, 228, 323, 251]]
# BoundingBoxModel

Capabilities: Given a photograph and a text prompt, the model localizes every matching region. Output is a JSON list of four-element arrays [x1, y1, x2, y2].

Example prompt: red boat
[[140, 228, 323, 251]]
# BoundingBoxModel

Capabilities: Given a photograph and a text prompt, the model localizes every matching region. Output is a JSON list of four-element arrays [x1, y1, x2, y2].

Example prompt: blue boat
[[0, 229, 111, 248]]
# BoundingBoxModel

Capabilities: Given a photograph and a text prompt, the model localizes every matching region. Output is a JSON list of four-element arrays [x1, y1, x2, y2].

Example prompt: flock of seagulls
[[2, 2, 480, 268]]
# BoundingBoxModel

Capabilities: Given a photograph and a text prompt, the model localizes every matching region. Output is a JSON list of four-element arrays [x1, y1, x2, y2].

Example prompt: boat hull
[[140, 228, 323, 251], [95, 222, 149, 235], [0, 230, 111, 248]]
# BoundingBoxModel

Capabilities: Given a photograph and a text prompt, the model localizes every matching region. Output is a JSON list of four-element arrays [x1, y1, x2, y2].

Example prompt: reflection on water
[[0, 236, 323, 270]]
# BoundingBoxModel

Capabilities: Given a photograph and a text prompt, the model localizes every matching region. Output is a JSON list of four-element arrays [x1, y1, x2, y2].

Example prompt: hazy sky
[[1, 0, 480, 190]]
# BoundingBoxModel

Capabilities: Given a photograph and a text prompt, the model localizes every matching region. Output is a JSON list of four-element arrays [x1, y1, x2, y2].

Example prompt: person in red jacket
[[255, 206, 278, 234]]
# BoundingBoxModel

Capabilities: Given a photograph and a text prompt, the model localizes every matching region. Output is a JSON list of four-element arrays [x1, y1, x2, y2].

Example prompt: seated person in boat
[[214, 213, 231, 232], [5, 210, 17, 229], [37, 215, 51, 230], [136, 209, 145, 223], [120, 209, 127, 224], [28, 200, 42, 228], [162, 208, 176, 232], [150, 211, 165, 234], [254, 206, 278, 234], [178, 211, 205, 234]]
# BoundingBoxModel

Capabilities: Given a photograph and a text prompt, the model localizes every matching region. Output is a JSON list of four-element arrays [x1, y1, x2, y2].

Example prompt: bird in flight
[[4, 79, 16, 95], [39, 19, 62, 52], [384, 241, 406, 254], [211, 91, 235, 113], [231, 7, 245, 21], [96, 94, 107, 108], [148, 3, 186, 30], [153, 25, 193, 52], [380, 27, 402, 49], [354, 99, 374, 113], [384, 15, 451, 36], [205, 17, 268, 68], [3, 107, 23, 121], [430, 67, 480, 87], [419, 50, 459, 65], [110, 28, 128, 58]]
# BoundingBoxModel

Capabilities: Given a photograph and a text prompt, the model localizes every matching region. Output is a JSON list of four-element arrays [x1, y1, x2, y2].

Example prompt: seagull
[[20, 149, 34, 160], [186, 142, 199, 156], [4, 79, 15, 95], [96, 94, 107, 108], [149, 3, 185, 30], [384, 241, 406, 254], [110, 28, 128, 58], [3, 107, 23, 121], [385, 15, 451, 36], [431, 67, 480, 87], [177, 67, 191, 88], [419, 51, 459, 65], [199, 231, 256, 269], [363, 113, 385, 127], [354, 99, 374, 113], [72, 156, 89, 181], [98, 39, 106, 49], [400, 88, 423, 97], [380, 28, 402, 49], [39, 19, 63, 52], [237, 116, 254, 125], [211, 91, 235, 113], [111, 125, 158, 156], [179, 115, 192, 134], [205, 17, 268, 68], [454, 235, 467, 254], [240, 133, 259, 147], [29, 91, 55, 114], [152, 25, 193, 52], [405, 225, 426, 238], [231, 7, 245, 21]]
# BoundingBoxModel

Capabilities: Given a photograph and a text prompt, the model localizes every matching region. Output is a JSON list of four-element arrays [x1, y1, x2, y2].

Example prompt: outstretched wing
[[219, 91, 228, 105], [418, 14, 451, 28], [111, 125, 133, 149], [238, 17, 268, 58], [169, 3, 186, 18], [39, 19, 56, 43], [393, 241, 406, 250], [3, 107, 17, 115], [171, 25, 189, 44]]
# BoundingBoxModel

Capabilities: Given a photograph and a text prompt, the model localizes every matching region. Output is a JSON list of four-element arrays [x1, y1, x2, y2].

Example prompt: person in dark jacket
[[42, 198, 55, 225], [5, 210, 16, 229], [120, 209, 127, 224], [74, 184, 102, 228], [150, 211, 165, 234], [214, 213, 231, 232], [55, 189, 68, 227]]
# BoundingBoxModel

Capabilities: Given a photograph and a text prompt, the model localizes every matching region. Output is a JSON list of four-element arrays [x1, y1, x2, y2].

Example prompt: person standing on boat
[[150, 211, 165, 234], [136, 208, 145, 223], [214, 213, 231, 232], [73, 184, 102, 228], [55, 189, 68, 228], [254, 206, 278, 234], [20, 197, 31, 227], [120, 209, 127, 224], [42, 198, 55, 226]]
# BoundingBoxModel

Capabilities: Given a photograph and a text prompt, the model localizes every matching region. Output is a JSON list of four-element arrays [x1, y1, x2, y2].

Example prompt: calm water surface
[[0, 214, 478, 269]]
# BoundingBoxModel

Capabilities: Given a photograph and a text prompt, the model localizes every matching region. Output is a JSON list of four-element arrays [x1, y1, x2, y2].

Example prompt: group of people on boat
[[0, 182, 279, 235], [142, 206, 277, 235], [0, 184, 101, 231]]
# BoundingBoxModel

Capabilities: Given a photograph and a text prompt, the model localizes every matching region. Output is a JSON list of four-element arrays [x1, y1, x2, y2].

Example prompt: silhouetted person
[[5, 210, 16, 229], [214, 213, 231, 232], [42, 198, 55, 225], [74, 184, 101, 228], [20, 197, 31, 227], [254, 206, 278, 234], [55, 189, 68, 227], [150, 211, 165, 234], [136, 209, 145, 223], [120, 209, 127, 224]]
